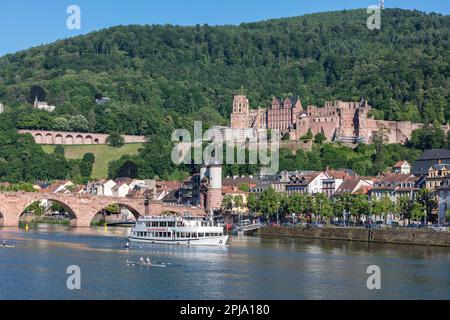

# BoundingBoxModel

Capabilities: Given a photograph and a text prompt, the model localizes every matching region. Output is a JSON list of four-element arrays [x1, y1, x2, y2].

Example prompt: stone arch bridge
[[0, 192, 205, 228]]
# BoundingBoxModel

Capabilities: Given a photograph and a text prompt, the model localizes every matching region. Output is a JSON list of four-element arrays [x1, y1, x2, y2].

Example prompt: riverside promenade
[[258, 226, 450, 247]]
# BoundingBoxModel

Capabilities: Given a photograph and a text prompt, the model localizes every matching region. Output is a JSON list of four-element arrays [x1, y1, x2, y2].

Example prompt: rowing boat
[[126, 260, 166, 268], [1, 245, 15, 249]]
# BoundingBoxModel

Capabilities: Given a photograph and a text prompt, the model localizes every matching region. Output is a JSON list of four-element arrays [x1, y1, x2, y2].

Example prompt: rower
[[2, 240, 6, 246], [139, 256, 145, 263], [146, 257, 151, 264]]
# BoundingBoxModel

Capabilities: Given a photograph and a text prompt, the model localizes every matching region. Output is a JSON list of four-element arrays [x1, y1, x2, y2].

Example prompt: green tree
[[311, 193, 333, 222], [350, 195, 370, 222], [416, 188, 437, 223], [221, 195, 234, 213], [314, 132, 327, 144], [82, 153, 95, 164], [258, 188, 281, 220], [411, 202, 426, 222], [372, 196, 394, 223], [395, 196, 412, 225], [372, 126, 390, 174], [54, 145, 65, 157], [68, 115, 89, 132], [53, 117, 70, 131], [282, 132, 290, 141], [410, 125, 446, 150], [106, 132, 125, 148], [234, 195, 244, 211], [300, 129, 313, 141], [247, 193, 259, 215]]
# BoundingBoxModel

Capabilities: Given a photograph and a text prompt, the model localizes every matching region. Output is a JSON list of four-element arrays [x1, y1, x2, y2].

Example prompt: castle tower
[[199, 163, 223, 212], [231, 95, 250, 129], [206, 164, 223, 212], [356, 98, 370, 143]]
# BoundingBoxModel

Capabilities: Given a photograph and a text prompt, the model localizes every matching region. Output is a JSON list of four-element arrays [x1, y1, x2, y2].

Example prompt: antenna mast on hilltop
[[379, 0, 385, 9]]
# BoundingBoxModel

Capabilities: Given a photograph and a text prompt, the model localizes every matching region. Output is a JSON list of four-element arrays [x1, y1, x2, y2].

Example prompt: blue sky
[[0, 0, 449, 56]]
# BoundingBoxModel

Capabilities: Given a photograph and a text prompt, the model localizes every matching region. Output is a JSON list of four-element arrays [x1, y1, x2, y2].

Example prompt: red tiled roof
[[393, 160, 409, 168], [157, 181, 181, 190], [355, 185, 372, 195], [47, 180, 72, 193], [334, 179, 360, 196], [326, 170, 351, 180], [222, 186, 247, 194], [377, 173, 417, 184]]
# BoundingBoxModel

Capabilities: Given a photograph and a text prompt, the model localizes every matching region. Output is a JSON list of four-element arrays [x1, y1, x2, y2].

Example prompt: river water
[[0, 225, 449, 300]]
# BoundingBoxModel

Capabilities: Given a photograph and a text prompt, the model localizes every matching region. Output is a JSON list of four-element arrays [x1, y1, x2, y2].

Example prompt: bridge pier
[[1, 214, 20, 228], [76, 215, 94, 228]]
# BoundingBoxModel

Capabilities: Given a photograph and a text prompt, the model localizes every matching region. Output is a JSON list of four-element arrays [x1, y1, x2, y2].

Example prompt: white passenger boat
[[129, 214, 229, 246]]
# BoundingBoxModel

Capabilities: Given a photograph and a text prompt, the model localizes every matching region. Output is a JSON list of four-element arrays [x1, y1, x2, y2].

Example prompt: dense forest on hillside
[[0, 9, 448, 181], [0, 8, 449, 133]]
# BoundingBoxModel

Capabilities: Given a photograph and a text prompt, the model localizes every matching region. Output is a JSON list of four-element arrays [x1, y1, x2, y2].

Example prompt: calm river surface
[[0, 225, 449, 300]]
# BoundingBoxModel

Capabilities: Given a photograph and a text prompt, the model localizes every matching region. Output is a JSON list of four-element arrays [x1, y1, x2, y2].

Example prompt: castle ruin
[[230, 95, 429, 144]]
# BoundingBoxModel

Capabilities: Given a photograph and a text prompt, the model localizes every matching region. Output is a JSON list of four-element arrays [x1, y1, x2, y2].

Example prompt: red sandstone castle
[[230, 95, 427, 144]]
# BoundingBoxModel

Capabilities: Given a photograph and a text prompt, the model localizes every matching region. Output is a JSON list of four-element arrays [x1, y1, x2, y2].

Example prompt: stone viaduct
[[18, 130, 146, 145], [0, 192, 205, 228]]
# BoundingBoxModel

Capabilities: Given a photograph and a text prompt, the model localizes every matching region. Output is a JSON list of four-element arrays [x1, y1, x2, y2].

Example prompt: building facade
[[437, 177, 450, 225], [370, 173, 419, 201], [33, 97, 55, 112]]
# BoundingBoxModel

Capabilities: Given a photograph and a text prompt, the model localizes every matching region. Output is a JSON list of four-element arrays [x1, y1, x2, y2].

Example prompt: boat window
[[199, 233, 204, 237], [192, 233, 197, 238], [160, 222, 167, 227]]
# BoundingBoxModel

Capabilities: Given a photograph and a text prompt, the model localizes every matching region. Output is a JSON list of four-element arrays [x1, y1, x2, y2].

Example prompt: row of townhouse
[[247, 169, 364, 197], [85, 179, 156, 198], [221, 160, 420, 200]]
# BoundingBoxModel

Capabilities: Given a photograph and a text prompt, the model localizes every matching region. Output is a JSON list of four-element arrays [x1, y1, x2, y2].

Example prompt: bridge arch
[[19, 198, 78, 227], [91, 202, 142, 225]]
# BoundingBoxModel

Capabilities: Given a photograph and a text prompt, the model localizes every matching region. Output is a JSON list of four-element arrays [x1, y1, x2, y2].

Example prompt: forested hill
[[0, 8, 449, 136]]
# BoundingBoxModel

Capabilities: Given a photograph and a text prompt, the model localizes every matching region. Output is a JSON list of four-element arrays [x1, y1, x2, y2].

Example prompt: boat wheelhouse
[[129, 214, 229, 246]]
